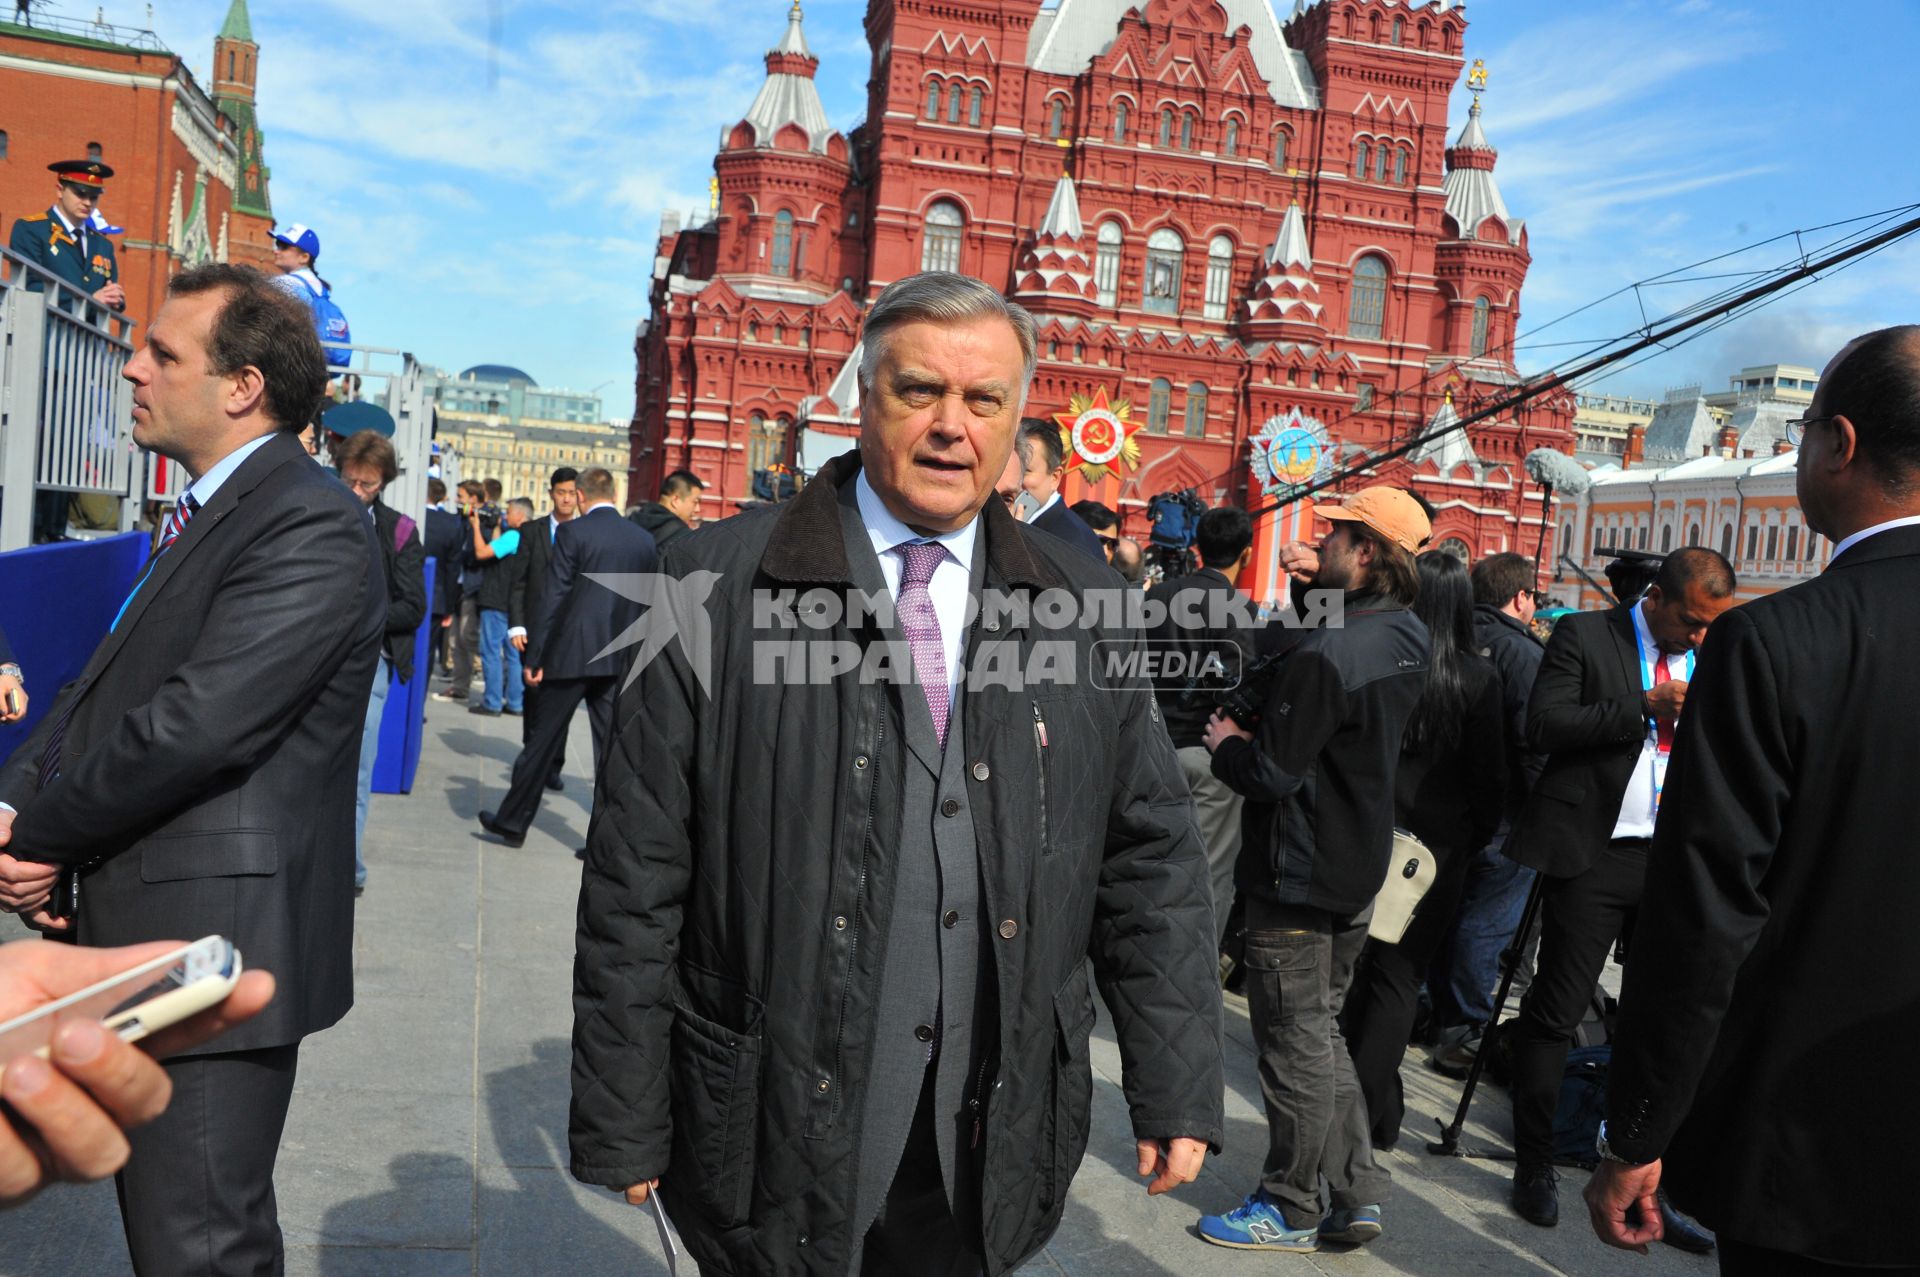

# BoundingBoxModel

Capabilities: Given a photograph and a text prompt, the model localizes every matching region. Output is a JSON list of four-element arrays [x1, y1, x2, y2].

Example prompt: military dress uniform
[[6, 160, 124, 541]]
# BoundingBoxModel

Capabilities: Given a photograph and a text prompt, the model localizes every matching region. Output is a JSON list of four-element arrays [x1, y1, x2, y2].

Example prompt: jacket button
[[998, 919, 1018, 940], [854, 755, 869, 770], [817, 1078, 831, 1093], [942, 909, 959, 929], [914, 1024, 934, 1042], [833, 915, 847, 930], [941, 798, 960, 817], [971, 762, 990, 781]]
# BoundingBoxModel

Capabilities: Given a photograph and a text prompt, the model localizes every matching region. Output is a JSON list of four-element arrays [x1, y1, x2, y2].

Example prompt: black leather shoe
[[1511, 1163, 1559, 1227], [1658, 1190, 1715, 1253], [545, 776, 564, 792], [478, 810, 525, 848]]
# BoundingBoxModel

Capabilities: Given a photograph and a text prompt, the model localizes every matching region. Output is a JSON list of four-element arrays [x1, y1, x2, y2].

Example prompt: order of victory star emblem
[[1051, 386, 1142, 484]]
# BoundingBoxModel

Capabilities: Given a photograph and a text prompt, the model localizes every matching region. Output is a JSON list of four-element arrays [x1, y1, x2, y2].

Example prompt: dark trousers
[[1244, 897, 1390, 1227], [115, 1044, 299, 1277], [494, 674, 615, 836], [448, 596, 480, 693], [522, 684, 567, 785], [859, 1064, 982, 1277], [1344, 839, 1475, 1148], [1512, 838, 1649, 1166], [429, 612, 450, 673], [1720, 1238, 1920, 1275]]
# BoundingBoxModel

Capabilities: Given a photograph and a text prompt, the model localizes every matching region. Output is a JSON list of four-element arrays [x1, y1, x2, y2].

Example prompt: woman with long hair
[[1343, 549, 1507, 1149]]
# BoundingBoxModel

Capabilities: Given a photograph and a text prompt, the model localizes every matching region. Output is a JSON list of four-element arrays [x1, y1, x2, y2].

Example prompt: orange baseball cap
[[1317, 486, 1432, 553]]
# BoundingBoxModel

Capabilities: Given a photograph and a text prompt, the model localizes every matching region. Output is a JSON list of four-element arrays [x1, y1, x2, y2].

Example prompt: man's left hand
[[0, 854, 59, 914], [1584, 1158, 1665, 1253], [1137, 1137, 1207, 1196], [1201, 709, 1251, 754]]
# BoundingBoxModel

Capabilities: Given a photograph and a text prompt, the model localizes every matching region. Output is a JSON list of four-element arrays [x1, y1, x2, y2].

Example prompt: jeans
[[478, 609, 523, 713], [1244, 896, 1391, 1227], [354, 654, 389, 888], [1429, 831, 1537, 1030]]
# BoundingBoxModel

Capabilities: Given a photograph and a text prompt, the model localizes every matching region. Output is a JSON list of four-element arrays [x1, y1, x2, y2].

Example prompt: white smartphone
[[0, 935, 241, 1067]]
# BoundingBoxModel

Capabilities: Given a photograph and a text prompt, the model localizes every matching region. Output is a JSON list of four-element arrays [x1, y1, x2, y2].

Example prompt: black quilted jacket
[[569, 454, 1225, 1275]]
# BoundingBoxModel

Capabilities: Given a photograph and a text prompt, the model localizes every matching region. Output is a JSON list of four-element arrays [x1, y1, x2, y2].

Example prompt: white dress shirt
[[855, 471, 979, 707], [184, 432, 278, 509], [1829, 514, 1920, 564], [53, 206, 86, 260], [1610, 601, 1689, 840], [1030, 490, 1062, 523]]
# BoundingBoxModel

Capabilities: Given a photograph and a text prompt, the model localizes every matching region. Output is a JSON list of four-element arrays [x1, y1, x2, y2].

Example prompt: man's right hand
[[1644, 679, 1687, 723], [91, 283, 125, 309], [524, 668, 543, 688], [623, 1178, 661, 1206], [1278, 541, 1319, 585], [0, 858, 58, 916]]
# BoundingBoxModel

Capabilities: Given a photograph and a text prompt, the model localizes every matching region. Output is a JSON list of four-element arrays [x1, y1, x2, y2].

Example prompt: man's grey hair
[[508, 497, 536, 519], [857, 272, 1037, 409]]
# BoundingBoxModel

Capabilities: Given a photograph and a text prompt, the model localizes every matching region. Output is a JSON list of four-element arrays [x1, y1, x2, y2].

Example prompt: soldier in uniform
[[7, 159, 126, 312], [6, 160, 127, 541]]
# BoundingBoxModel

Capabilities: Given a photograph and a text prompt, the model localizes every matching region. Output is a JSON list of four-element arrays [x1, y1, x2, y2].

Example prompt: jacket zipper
[[968, 1054, 994, 1149], [1032, 701, 1049, 855], [830, 716, 881, 1124]]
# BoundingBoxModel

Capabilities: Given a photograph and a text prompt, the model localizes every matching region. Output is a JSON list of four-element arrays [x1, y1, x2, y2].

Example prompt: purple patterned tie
[[895, 541, 950, 749]]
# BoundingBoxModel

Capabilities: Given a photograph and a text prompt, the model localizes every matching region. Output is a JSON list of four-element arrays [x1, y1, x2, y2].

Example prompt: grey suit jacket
[[0, 430, 385, 1054]]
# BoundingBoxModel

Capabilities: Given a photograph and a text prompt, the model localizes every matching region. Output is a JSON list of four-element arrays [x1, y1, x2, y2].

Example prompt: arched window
[[1437, 537, 1471, 562], [925, 81, 940, 120], [1374, 144, 1390, 182], [968, 87, 983, 127], [1180, 111, 1196, 150], [1184, 382, 1209, 437], [1147, 378, 1171, 433], [0, 131, 8, 161], [87, 142, 103, 161], [1785, 524, 1801, 561], [1203, 234, 1233, 321], [1392, 147, 1409, 185], [1687, 522, 1700, 547], [1144, 228, 1184, 315], [1094, 220, 1123, 307], [1354, 140, 1371, 180], [1112, 101, 1130, 141], [947, 85, 964, 123], [1470, 296, 1490, 357], [1719, 524, 1734, 559], [228, 49, 236, 78], [1273, 130, 1289, 171], [1663, 524, 1676, 553], [1391, 16, 1404, 45], [747, 413, 788, 479], [747, 321, 759, 341], [771, 210, 794, 277], [1158, 108, 1174, 147], [1222, 118, 1239, 156], [1347, 254, 1388, 339], [1048, 99, 1066, 139], [921, 200, 964, 272]]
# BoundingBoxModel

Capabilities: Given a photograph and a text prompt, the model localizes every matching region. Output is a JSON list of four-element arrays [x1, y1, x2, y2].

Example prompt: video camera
[[1596, 546, 1663, 605]]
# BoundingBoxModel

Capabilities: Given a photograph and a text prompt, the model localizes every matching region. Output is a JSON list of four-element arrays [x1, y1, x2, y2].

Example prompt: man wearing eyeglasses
[[1585, 327, 1920, 1272]]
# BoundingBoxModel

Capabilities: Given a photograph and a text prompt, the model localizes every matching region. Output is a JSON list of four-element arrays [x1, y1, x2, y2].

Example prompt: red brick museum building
[[630, 0, 1573, 591]]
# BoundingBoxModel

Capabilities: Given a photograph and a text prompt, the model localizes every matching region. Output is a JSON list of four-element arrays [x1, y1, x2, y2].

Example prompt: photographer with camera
[[434, 481, 490, 703], [1195, 486, 1431, 1252]]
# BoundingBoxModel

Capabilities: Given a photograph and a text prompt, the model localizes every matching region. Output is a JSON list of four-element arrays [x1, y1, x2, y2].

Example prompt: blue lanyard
[[1630, 603, 1695, 726]]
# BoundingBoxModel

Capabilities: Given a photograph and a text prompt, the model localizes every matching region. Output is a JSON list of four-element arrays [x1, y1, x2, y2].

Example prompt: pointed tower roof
[[1244, 202, 1324, 339], [1409, 394, 1481, 472], [1443, 98, 1524, 246], [738, 2, 836, 154], [219, 0, 254, 43], [1012, 173, 1098, 313]]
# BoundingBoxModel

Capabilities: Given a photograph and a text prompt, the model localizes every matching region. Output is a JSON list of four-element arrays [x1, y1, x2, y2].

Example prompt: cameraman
[[1145, 505, 1259, 951], [1194, 487, 1431, 1253], [434, 481, 489, 703]]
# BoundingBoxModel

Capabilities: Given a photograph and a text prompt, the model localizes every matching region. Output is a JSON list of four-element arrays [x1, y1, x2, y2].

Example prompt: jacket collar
[[1475, 602, 1541, 645], [1827, 521, 1920, 572], [760, 451, 1059, 590]]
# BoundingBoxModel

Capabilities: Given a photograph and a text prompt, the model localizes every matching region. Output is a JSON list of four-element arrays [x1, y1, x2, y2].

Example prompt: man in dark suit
[[509, 467, 578, 791], [1016, 417, 1106, 559], [480, 466, 655, 848], [1503, 546, 1734, 1228], [424, 478, 465, 677], [1584, 327, 1920, 1273], [0, 263, 382, 1274]]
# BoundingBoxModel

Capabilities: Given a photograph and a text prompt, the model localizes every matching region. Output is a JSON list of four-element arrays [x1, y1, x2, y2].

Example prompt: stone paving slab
[[0, 695, 1711, 1277]]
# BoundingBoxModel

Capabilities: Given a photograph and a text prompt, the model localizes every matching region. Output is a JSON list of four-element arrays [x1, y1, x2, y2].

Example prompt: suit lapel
[[1605, 604, 1641, 697]]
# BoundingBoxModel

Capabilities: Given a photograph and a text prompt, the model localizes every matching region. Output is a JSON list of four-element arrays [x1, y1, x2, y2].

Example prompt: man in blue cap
[[7, 159, 126, 312], [270, 222, 351, 367]]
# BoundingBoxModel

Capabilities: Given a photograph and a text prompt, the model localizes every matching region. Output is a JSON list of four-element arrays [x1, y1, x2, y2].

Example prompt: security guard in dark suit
[[7, 159, 126, 312]]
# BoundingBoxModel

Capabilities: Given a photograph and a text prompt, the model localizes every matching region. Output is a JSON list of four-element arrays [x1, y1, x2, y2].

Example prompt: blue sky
[[79, 0, 1920, 415]]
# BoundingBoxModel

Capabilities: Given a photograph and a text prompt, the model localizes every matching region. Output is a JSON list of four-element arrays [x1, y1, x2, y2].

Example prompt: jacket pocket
[[1044, 965, 1097, 1211], [669, 972, 765, 1229], [139, 831, 278, 882], [1531, 775, 1589, 806]]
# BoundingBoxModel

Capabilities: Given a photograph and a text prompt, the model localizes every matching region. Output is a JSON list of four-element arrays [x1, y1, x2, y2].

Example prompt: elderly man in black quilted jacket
[[569, 272, 1225, 1276]]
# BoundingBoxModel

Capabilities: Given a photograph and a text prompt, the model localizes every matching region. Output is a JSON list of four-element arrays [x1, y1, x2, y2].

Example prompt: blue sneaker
[[1319, 1204, 1383, 1245], [1198, 1189, 1319, 1252]]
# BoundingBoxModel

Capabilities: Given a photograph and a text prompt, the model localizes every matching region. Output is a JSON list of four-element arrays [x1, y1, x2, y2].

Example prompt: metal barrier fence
[[2, 244, 456, 547], [0, 246, 141, 549]]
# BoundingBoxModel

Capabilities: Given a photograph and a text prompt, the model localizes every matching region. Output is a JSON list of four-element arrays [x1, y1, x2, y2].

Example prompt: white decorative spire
[[1037, 172, 1084, 241], [1244, 202, 1324, 336], [1443, 63, 1523, 246], [1409, 393, 1480, 471], [735, 1, 837, 154], [773, 0, 811, 57], [1265, 200, 1312, 270]]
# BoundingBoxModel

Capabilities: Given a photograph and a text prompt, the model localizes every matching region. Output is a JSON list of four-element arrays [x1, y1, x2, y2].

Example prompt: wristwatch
[[1594, 1120, 1650, 1166], [0, 663, 22, 685]]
